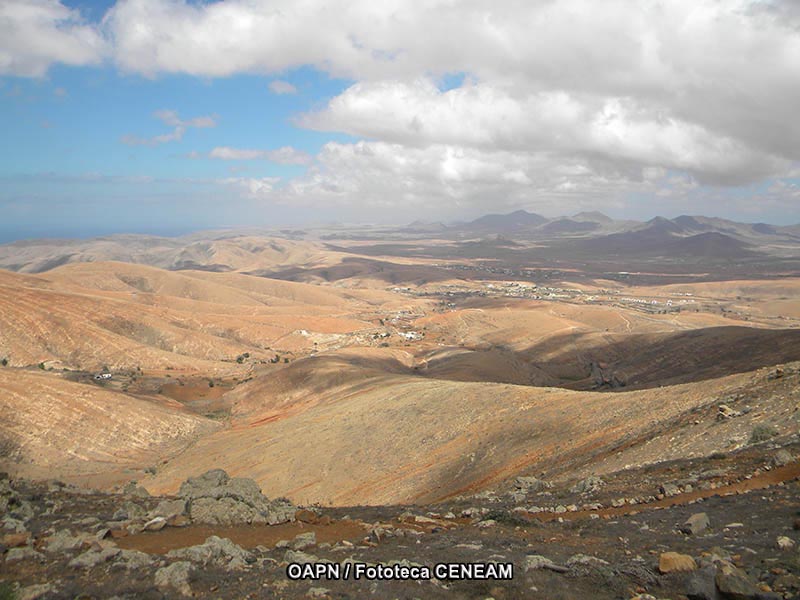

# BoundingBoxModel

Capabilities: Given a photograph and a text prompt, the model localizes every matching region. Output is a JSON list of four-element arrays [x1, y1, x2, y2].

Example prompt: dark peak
[[467, 209, 548, 229], [751, 222, 777, 235], [572, 211, 612, 223], [673, 215, 703, 227], [644, 216, 685, 234]]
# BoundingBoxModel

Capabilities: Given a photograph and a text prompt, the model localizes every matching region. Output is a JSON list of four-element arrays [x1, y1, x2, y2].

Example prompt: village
[[392, 279, 698, 316]]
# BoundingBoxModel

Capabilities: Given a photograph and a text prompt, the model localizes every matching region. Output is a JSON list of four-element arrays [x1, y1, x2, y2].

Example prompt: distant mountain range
[[430, 209, 800, 244], [398, 210, 800, 261]]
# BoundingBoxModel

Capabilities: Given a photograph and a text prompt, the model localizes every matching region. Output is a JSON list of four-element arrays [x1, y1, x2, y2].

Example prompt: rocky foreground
[[1, 441, 800, 600]]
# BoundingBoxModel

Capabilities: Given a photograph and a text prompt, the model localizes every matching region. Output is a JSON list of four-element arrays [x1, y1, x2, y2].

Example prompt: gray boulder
[[772, 449, 793, 467], [148, 499, 186, 521], [17, 583, 56, 600], [68, 547, 120, 570], [524, 554, 568, 573], [291, 532, 316, 550], [178, 469, 295, 525], [284, 550, 320, 564], [682, 513, 711, 535], [686, 565, 719, 600], [122, 481, 150, 498], [167, 535, 253, 570], [571, 476, 604, 495], [715, 561, 759, 600], [155, 561, 193, 596], [45, 529, 87, 553], [5, 546, 43, 563], [114, 549, 155, 571], [514, 476, 551, 493]]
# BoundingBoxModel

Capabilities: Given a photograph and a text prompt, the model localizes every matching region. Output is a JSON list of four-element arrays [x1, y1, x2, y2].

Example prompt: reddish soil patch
[[160, 381, 230, 403], [116, 519, 368, 554]]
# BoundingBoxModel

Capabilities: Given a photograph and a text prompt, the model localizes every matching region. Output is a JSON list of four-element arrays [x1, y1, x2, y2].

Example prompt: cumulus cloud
[[299, 79, 790, 185], [4, 0, 800, 218], [225, 140, 638, 216], [98, 0, 800, 202], [121, 109, 217, 146], [268, 80, 297, 95], [0, 0, 105, 77], [207, 146, 313, 165]]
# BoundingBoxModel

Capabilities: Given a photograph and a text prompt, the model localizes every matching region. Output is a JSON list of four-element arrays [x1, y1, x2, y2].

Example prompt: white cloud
[[100, 0, 800, 195], [219, 176, 281, 197], [0, 0, 105, 77], [3, 0, 800, 219], [227, 140, 639, 216], [209, 147, 265, 160], [207, 146, 313, 165], [268, 80, 297, 95], [121, 109, 217, 146]]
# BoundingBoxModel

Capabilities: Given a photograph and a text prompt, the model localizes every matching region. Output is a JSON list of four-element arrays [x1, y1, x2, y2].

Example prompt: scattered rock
[[307, 587, 330, 599], [122, 481, 150, 498], [715, 561, 759, 599], [2, 517, 27, 534], [67, 547, 120, 569], [776, 536, 795, 550], [155, 561, 193, 596], [115, 549, 155, 570], [566, 554, 610, 567], [122, 500, 147, 521], [514, 476, 551, 492], [660, 483, 680, 497], [524, 554, 569, 573], [682, 513, 711, 535], [717, 404, 742, 420], [144, 516, 167, 531], [148, 498, 186, 521], [178, 469, 295, 525], [45, 529, 87, 553], [5, 546, 44, 563], [167, 535, 253, 569], [571, 476, 604, 495], [772, 449, 793, 467], [17, 583, 56, 600], [284, 550, 320, 564], [659, 552, 697, 573], [686, 565, 718, 600], [291, 532, 316, 550], [295, 508, 319, 524]]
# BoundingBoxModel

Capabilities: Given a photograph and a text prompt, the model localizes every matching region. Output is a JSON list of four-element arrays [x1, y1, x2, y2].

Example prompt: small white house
[[93, 372, 112, 381]]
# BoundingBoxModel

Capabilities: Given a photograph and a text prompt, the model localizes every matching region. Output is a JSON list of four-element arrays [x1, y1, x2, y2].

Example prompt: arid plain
[[1, 212, 799, 599]]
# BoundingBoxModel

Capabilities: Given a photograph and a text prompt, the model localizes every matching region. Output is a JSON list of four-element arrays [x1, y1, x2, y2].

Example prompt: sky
[[1, 0, 799, 240]]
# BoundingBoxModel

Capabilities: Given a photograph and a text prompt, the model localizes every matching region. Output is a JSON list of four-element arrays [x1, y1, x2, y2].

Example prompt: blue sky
[[1, 63, 358, 240], [1, 0, 799, 241]]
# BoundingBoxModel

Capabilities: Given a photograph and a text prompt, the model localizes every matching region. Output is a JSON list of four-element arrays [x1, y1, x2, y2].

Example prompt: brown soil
[[116, 519, 369, 554]]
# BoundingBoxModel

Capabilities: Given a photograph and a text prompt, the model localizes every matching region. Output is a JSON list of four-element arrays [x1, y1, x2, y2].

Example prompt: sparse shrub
[[208, 380, 215, 388], [283, 358, 289, 364], [0, 581, 17, 600], [0, 358, 7, 367], [749, 424, 778, 444], [709, 451, 727, 460], [38, 362, 45, 370]]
